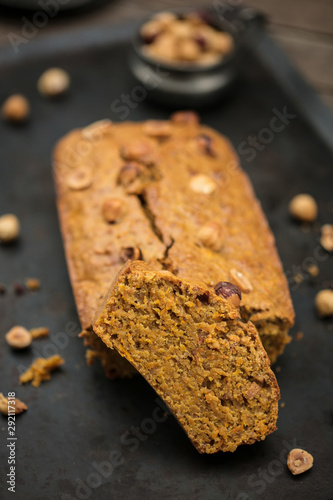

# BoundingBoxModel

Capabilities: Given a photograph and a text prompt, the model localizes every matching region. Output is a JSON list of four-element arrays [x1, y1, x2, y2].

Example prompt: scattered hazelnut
[[25, 278, 41, 291], [214, 281, 242, 308], [315, 289, 333, 317], [67, 167, 92, 191], [119, 247, 143, 262], [0, 393, 28, 415], [30, 327, 50, 339], [230, 268, 253, 293], [197, 222, 224, 251], [2, 94, 30, 123], [13, 282, 25, 295], [190, 174, 216, 195], [289, 194, 318, 222], [102, 198, 126, 223], [306, 264, 319, 277], [0, 214, 20, 243], [5, 326, 32, 349], [37, 68, 70, 97], [171, 111, 199, 125], [287, 449, 314, 475], [320, 224, 333, 252]]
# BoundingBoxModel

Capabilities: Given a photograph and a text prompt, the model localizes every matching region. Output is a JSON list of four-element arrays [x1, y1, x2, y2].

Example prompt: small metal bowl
[[129, 6, 265, 108]]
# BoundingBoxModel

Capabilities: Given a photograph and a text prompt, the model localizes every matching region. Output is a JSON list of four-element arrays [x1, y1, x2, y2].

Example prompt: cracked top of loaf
[[53, 112, 294, 361]]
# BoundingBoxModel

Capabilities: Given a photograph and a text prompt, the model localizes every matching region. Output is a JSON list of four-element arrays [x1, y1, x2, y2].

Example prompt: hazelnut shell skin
[[214, 281, 242, 308]]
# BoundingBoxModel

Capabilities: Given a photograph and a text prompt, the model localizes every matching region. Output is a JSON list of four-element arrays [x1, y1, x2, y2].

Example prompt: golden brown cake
[[53, 113, 294, 377], [94, 260, 280, 453]]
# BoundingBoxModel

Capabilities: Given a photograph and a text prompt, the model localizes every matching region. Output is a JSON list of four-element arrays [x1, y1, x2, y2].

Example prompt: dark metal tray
[[0, 19, 333, 500]]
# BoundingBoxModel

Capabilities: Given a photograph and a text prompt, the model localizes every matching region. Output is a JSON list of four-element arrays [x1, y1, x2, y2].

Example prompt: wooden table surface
[[0, 0, 332, 111]]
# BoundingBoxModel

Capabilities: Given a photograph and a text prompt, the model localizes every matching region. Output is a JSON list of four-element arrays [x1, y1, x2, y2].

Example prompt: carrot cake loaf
[[53, 112, 294, 377]]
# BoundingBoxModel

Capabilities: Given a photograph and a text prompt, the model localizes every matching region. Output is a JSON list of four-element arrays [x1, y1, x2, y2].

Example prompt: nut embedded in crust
[[67, 167, 93, 191], [197, 134, 216, 157], [118, 162, 143, 189], [119, 247, 143, 263], [143, 120, 172, 138], [214, 281, 242, 308], [120, 139, 155, 164], [102, 198, 126, 223], [170, 111, 199, 125], [287, 448, 314, 475], [230, 268, 253, 294], [197, 222, 224, 252], [190, 174, 216, 195]]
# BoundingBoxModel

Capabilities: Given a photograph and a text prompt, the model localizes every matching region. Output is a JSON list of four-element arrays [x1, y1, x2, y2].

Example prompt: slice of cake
[[93, 260, 280, 453]]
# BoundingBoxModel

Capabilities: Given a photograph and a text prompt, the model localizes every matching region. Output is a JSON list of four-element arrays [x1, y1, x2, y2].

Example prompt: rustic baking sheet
[[0, 19, 332, 500]]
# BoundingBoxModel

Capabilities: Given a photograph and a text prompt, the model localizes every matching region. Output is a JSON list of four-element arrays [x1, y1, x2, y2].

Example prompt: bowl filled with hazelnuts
[[129, 6, 265, 108]]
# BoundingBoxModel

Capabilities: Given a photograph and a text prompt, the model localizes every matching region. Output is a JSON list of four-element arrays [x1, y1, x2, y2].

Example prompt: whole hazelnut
[[287, 448, 314, 475], [315, 289, 333, 317], [120, 139, 154, 164], [143, 120, 171, 138], [171, 111, 199, 125], [0, 214, 20, 243], [37, 68, 70, 97], [289, 194, 318, 222], [190, 174, 216, 195], [102, 198, 126, 223], [230, 268, 253, 293], [118, 162, 143, 187], [5, 326, 32, 349], [140, 20, 164, 44], [214, 281, 242, 308], [2, 94, 30, 123], [320, 224, 333, 252], [197, 134, 215, 157], [67, 167, 92, 191], [120, 247, 143, 263], [197, 222, 224, 251]]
